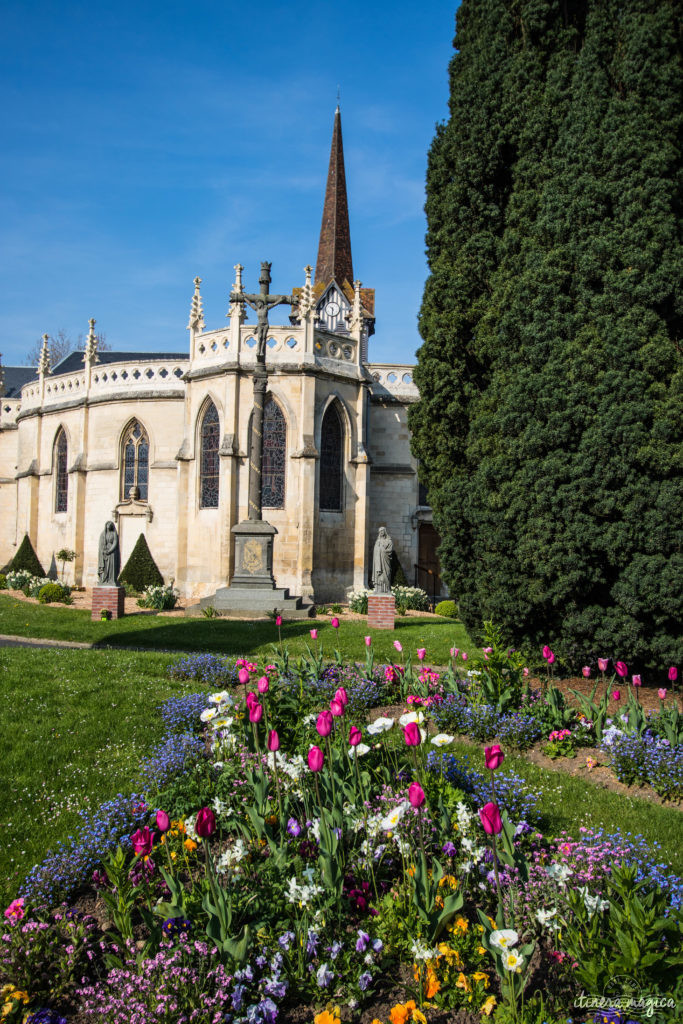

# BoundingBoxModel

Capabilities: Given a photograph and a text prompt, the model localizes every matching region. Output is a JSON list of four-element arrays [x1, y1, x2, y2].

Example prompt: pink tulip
[[364, 636, 372, 647], [632, 674, 642, 688], [408, 782, 425, 808], [246, 691, 257, 707], [450, 648, 459, 658], [393, 640, 403, 653], [349, 725, 362, 747], [308, 746, 324, 772], [598, 658, 609, 672], [582, 666, 591, 678], [479, 802, 503, 836], [156, 810, 170, 833], [523, 667, 529, 677], [615, 661, 627, 678], [462, 652, 468, 662], [310, 629, 318, 640], [612, 690, 621, 701], [334, 687, 348, 707], [658, 688, 667, 700], [542, 645, 551, 659], [669, 666, 678, 683], [276, 615, 282, 627], [484, 745, 505, 771], [257, 676, 269, 694], [196, 807, 216, 838], [404, 722, 421, 746], [131, 826, 155, 857], [331, 617, 340, 629], [267, 729, 280, 752], [238, 668, 250, 686], [483, 647, 493, 654], [316, 710, 333, 737], [330, 699, 344, 717], [417, 648, 426, 661], [547, 651, 555, 665], [249, 702, 263, 723]]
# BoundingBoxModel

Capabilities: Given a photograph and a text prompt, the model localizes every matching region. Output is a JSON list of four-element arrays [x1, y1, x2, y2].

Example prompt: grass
[[0, 592, 472, 662]]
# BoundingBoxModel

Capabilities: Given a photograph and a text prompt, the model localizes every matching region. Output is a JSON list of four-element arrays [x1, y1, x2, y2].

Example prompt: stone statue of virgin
[[372, 526, 393, 594], [97, 521, 120, 586]]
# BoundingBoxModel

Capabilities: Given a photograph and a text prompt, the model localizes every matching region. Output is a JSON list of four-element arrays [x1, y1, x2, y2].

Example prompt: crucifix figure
[[231, 262, 293, 363], [231, 263, 293, 520]]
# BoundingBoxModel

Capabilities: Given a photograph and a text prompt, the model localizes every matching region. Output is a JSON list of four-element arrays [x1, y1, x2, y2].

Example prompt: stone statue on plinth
[[97, 521, 120, 585], [372, 527, 393, 594]]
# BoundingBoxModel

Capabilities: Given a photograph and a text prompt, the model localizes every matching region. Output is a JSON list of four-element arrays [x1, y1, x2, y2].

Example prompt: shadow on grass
[[90, 617, 316, 654]]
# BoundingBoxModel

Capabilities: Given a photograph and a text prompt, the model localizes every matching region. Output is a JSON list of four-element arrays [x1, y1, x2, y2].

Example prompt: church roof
[[315, 107, 353, 290], [2, 366, 37, 398], [52, 350, 189, 374]]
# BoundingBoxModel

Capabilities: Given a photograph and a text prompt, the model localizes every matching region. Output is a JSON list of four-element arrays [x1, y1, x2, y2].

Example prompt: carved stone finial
[[84, 317, 99, 363], [297, 265, 315, 321], [187, 276, 205, 333], [38, 334, 51, 376], [228, 264, 246, 320], [233, 263, 244, 291], [347, 279, 364, 333]]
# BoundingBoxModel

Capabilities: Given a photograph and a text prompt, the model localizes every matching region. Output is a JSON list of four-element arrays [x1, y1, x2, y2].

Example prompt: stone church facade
[[0, 110, 441, 605]]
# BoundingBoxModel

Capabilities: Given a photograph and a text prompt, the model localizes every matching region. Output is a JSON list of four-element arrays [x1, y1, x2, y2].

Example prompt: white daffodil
[[430, 733, 454, 747], [366, 717, 394, 735], [348, 743, 371, 758], [380, 800, 410, 831], [490, 929, 519, 950], [546, 862, 572, 885], [398, 710, 425, 728], [502, 951, 524, 972], [200, 707, 217, 722], [535, 908, 557, 928]]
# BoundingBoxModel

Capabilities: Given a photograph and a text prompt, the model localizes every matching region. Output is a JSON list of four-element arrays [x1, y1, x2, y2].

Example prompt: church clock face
[[325, 300, 340, 317]]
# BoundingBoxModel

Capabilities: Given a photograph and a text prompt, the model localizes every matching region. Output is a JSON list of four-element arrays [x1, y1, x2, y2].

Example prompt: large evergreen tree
[[410, 0, 682, 669]]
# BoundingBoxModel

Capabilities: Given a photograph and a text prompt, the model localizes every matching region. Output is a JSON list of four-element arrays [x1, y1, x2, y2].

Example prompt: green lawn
[[0, 592, 471, 663]]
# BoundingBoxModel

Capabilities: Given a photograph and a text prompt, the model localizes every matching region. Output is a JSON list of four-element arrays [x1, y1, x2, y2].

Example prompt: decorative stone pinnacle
[[297, 265, 315, 320], [38, 334, 51, 376], [187, 276, 205, 333], [347, 279, 364, 332], [84, 317, 99, 362], [233, 264, 244, 292], [228, 264, 246, 320]]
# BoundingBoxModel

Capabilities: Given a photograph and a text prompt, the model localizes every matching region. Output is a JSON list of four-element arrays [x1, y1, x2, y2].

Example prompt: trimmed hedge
[[118, 534, 164, 593], [8, 534, 45, 577]]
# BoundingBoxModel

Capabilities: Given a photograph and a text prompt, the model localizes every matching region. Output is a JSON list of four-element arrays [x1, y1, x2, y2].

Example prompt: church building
[[0, 109, 441, 605]]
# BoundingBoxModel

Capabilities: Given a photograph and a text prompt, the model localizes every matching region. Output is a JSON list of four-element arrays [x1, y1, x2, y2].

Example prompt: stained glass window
[[262, 398, 286, 508], [121, 420, 149, 500], [320, 403, 343, 511], [55, 429, 68, 513], [200, 401, 220, 508]]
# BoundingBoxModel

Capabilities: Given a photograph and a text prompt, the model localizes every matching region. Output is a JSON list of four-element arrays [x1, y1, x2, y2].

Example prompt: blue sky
[[1, 0, 459, 368]]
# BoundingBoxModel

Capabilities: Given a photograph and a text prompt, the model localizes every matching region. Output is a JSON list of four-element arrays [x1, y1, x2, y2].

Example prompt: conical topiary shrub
[[8, 534, 45, 577], [118, 533, 164, 593]]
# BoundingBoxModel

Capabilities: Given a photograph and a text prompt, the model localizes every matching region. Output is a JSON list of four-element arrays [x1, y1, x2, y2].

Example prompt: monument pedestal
[[92, 585, 125, 620], [186, 519, 315, 619], [368, 593, 395, 630]]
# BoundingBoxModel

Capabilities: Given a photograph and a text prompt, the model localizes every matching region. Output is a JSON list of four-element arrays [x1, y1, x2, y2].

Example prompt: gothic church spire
[[315, 106, 353, 289]]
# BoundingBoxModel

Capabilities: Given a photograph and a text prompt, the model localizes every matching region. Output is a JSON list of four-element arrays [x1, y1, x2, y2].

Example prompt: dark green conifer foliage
[[8, 534, 45, 577], [118, 534, 164, 592], [410, 0, 682, 669]]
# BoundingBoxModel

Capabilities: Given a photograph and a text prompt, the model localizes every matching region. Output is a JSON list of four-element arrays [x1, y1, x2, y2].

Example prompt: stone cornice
[[16, 390, 184, 422]]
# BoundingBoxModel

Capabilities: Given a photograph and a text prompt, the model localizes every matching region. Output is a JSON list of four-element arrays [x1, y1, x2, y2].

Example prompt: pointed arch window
[[200, 401, 220, 508], [121, 420, 149, 501], [320, 403, 344, 511], [54, 428, 68, 513], [262, 398, 286, 508]]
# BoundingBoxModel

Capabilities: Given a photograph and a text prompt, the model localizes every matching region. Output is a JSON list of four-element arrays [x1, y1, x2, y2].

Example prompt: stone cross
[[231, 262, 293, 363]]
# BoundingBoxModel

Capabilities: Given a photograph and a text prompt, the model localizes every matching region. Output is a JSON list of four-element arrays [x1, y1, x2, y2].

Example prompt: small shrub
[[330, 602, 343, 614], [6, 568, 34, 591], [0, 573, 6, 590], [8, 534, 45, 577], [38, 582, 70, 604], [392, 585, 430, 612], [138, 583, 178, 610], [435, 599, 458, 618], [118, 533, 163, 592], [348, 590, 369, 614]]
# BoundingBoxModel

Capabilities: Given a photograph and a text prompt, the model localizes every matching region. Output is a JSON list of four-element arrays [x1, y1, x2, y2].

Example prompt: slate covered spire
[[315, 106, 353, 288]]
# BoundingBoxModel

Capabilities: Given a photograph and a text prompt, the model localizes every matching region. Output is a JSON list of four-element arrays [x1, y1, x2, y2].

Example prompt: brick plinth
[[91, 586, 126, 620], [367, 593, 396, 630]]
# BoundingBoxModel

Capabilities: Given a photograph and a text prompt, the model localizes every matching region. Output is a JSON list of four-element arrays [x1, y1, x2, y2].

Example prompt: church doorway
[[416, 522, 443, 606]]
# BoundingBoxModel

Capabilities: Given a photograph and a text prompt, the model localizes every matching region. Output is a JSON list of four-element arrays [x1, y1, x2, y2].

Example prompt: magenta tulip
[[484, 745, 505, 771], [547, 651, 555, 665], [632, 674, 642, 688], [393, 640, 403, 653], [308, 745, 324, 772], [542, 645, 551, 659], [408, 782, 425, 808], [582, 666, 591, 678], [462, 652, 468, 662], [257, 676, 269, 694], [249, 702, 263, 723], [195, 807, 216, 838], [131, 826, 155, 857], [615, 661, 628, 678], [658, 688, 667, 700], [267, 729, 280, 752], [669, 666, 678, 683], [330, 699, 344, 717], [364, 636, 372, 647], [612, 689, 621, 701], [331, 617, 340, 629], [334, 687, 349, 707], [238, 668, 250, 686], [479, 802, 503, 836], [276, 615, 282, 627], [417, 648, 426, 661], [598, 658, 609, 672], [316, 710, 333, 737], [310, 629, 318, 640], [246, 691, 257, 707], [349, 725, 362, 747], [404, 722, 421, 746], [156, 810, 170, 833], [450, 647, 459, 658]]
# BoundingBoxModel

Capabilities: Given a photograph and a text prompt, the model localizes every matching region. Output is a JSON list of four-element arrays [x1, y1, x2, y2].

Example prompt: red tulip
[[408, 782, 425, 808], [238, 668, 250, 686], [484, 745, 505, 771], [669, 666, 678, 683], [479, 802, 503, 836], [308, 745, 324, 772], [249, 702, 263, 723], [330, 699, 344, 717], [276, 615, 282, 627], [334, 687, 348, 707], [349, 725, 362, 747], [156, 810, 170, 833], [267, 729, 280, 752], [582, 666, 591, 678], [257, 676, 269, 694], [598, 658, 609, 672], [331, 617, 340, 629], [612, 689, 621, 701], [632, 674, 642, 688], [195, 807, 216, 838], [131, 826, 155, 856], [615, 662, 627, 678], [404, 722, 421, 746], [316, 710, 333, 737]]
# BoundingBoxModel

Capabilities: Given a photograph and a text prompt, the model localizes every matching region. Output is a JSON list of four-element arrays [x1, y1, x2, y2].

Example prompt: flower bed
[[2, 633, 681, 1024]]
